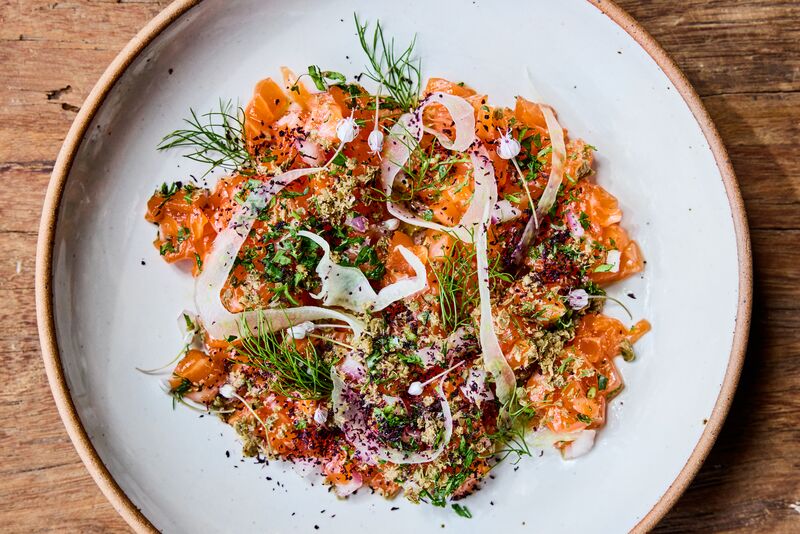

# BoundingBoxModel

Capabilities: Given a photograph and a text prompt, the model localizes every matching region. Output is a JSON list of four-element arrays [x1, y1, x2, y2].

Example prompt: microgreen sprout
[[237, 313, 335, 400], [407, 361, 465, 396], [335, 111, 360, 143], [136, 311, 198, 375], [497, 128, 539, 230], [567, 288, 633, 319], [368, 86, 385, 156], [488, 388, 536, 464]]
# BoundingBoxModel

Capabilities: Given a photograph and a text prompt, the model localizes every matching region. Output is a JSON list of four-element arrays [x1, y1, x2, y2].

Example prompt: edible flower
[[496, 128, 539, 236], [336, 113, 360, 143], [496, 129, 521, 160], [219, 383, 236, 399], [567, 289, 589, 310], [314, 405, 329, 425], [368, 87, 385, 155], [368, 129, 385, 154], [286, 321, 316, 339]]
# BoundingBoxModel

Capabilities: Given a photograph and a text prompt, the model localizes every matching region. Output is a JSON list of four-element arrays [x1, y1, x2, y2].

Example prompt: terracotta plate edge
[[35, 2, 201, 532], [34, 1, 752, 532], [585, 1, 752, 532]]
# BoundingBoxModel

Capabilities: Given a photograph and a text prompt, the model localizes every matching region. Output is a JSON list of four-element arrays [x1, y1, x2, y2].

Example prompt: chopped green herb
[[159, 241, 175, 255], [332, 151, 347, 167], [176, 227, 191, 244], [594, 263, 615, 273], [598, 374, 609, 391], [452, 504, 472, 518], [579, 211, 591, 230], [307, 65, 347, 91]]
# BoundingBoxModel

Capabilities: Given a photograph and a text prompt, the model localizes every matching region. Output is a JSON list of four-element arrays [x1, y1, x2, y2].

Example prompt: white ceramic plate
[[36, 1, 751, 532]]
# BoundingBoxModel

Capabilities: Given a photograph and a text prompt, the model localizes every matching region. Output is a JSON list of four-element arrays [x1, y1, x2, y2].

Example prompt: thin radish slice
[[565, 210, 585, 238], [333, 471, 363, 497], [298, 231, 427, 313], [529, 429, 597, 459]]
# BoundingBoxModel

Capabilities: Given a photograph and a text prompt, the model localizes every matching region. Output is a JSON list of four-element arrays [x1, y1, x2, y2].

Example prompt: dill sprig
[[432, 244, 480, 333], [158, 99, 253, 176], [489, 388, 536, 464], [237, 314, 334, 400], [432, 236, 514, 333], [170, 377, 193, 410], [354, 14, 421, 111]]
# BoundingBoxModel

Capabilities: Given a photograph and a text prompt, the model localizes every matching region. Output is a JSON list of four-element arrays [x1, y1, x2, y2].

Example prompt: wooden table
[[1, 1, 797, 532]]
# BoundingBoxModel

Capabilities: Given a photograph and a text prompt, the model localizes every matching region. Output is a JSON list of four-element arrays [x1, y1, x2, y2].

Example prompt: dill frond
[[158, 99, 253, 176], [354, 14, 421, 111], [489, 388, 536, 464], [170, 377, 193, 410], [237, 313, 334, 400], [432, 244, 480, 333], [431, 235, 513, 333]]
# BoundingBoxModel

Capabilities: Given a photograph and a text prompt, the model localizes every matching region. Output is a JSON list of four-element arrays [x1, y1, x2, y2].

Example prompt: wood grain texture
[[1, 0, 797, 532]]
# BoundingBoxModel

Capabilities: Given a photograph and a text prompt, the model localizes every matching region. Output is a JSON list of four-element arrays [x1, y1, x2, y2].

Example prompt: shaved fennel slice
[[298, 231, 427, 313], [195, 168, 365, 341], [380, 91, 476, 200], [419, 92, 477, 152], [535, 105, 566, 219], [372, 246, 427, 311], [195, 230, 364, 340], [476, 202, 516, 404], [331, 369, 453, 465], [492, 199, 523, 224], [298, 231, 376, 311]]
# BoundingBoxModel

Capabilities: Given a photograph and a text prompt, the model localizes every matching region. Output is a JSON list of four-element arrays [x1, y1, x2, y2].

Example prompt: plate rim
[[34, 1, 752, 532]]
